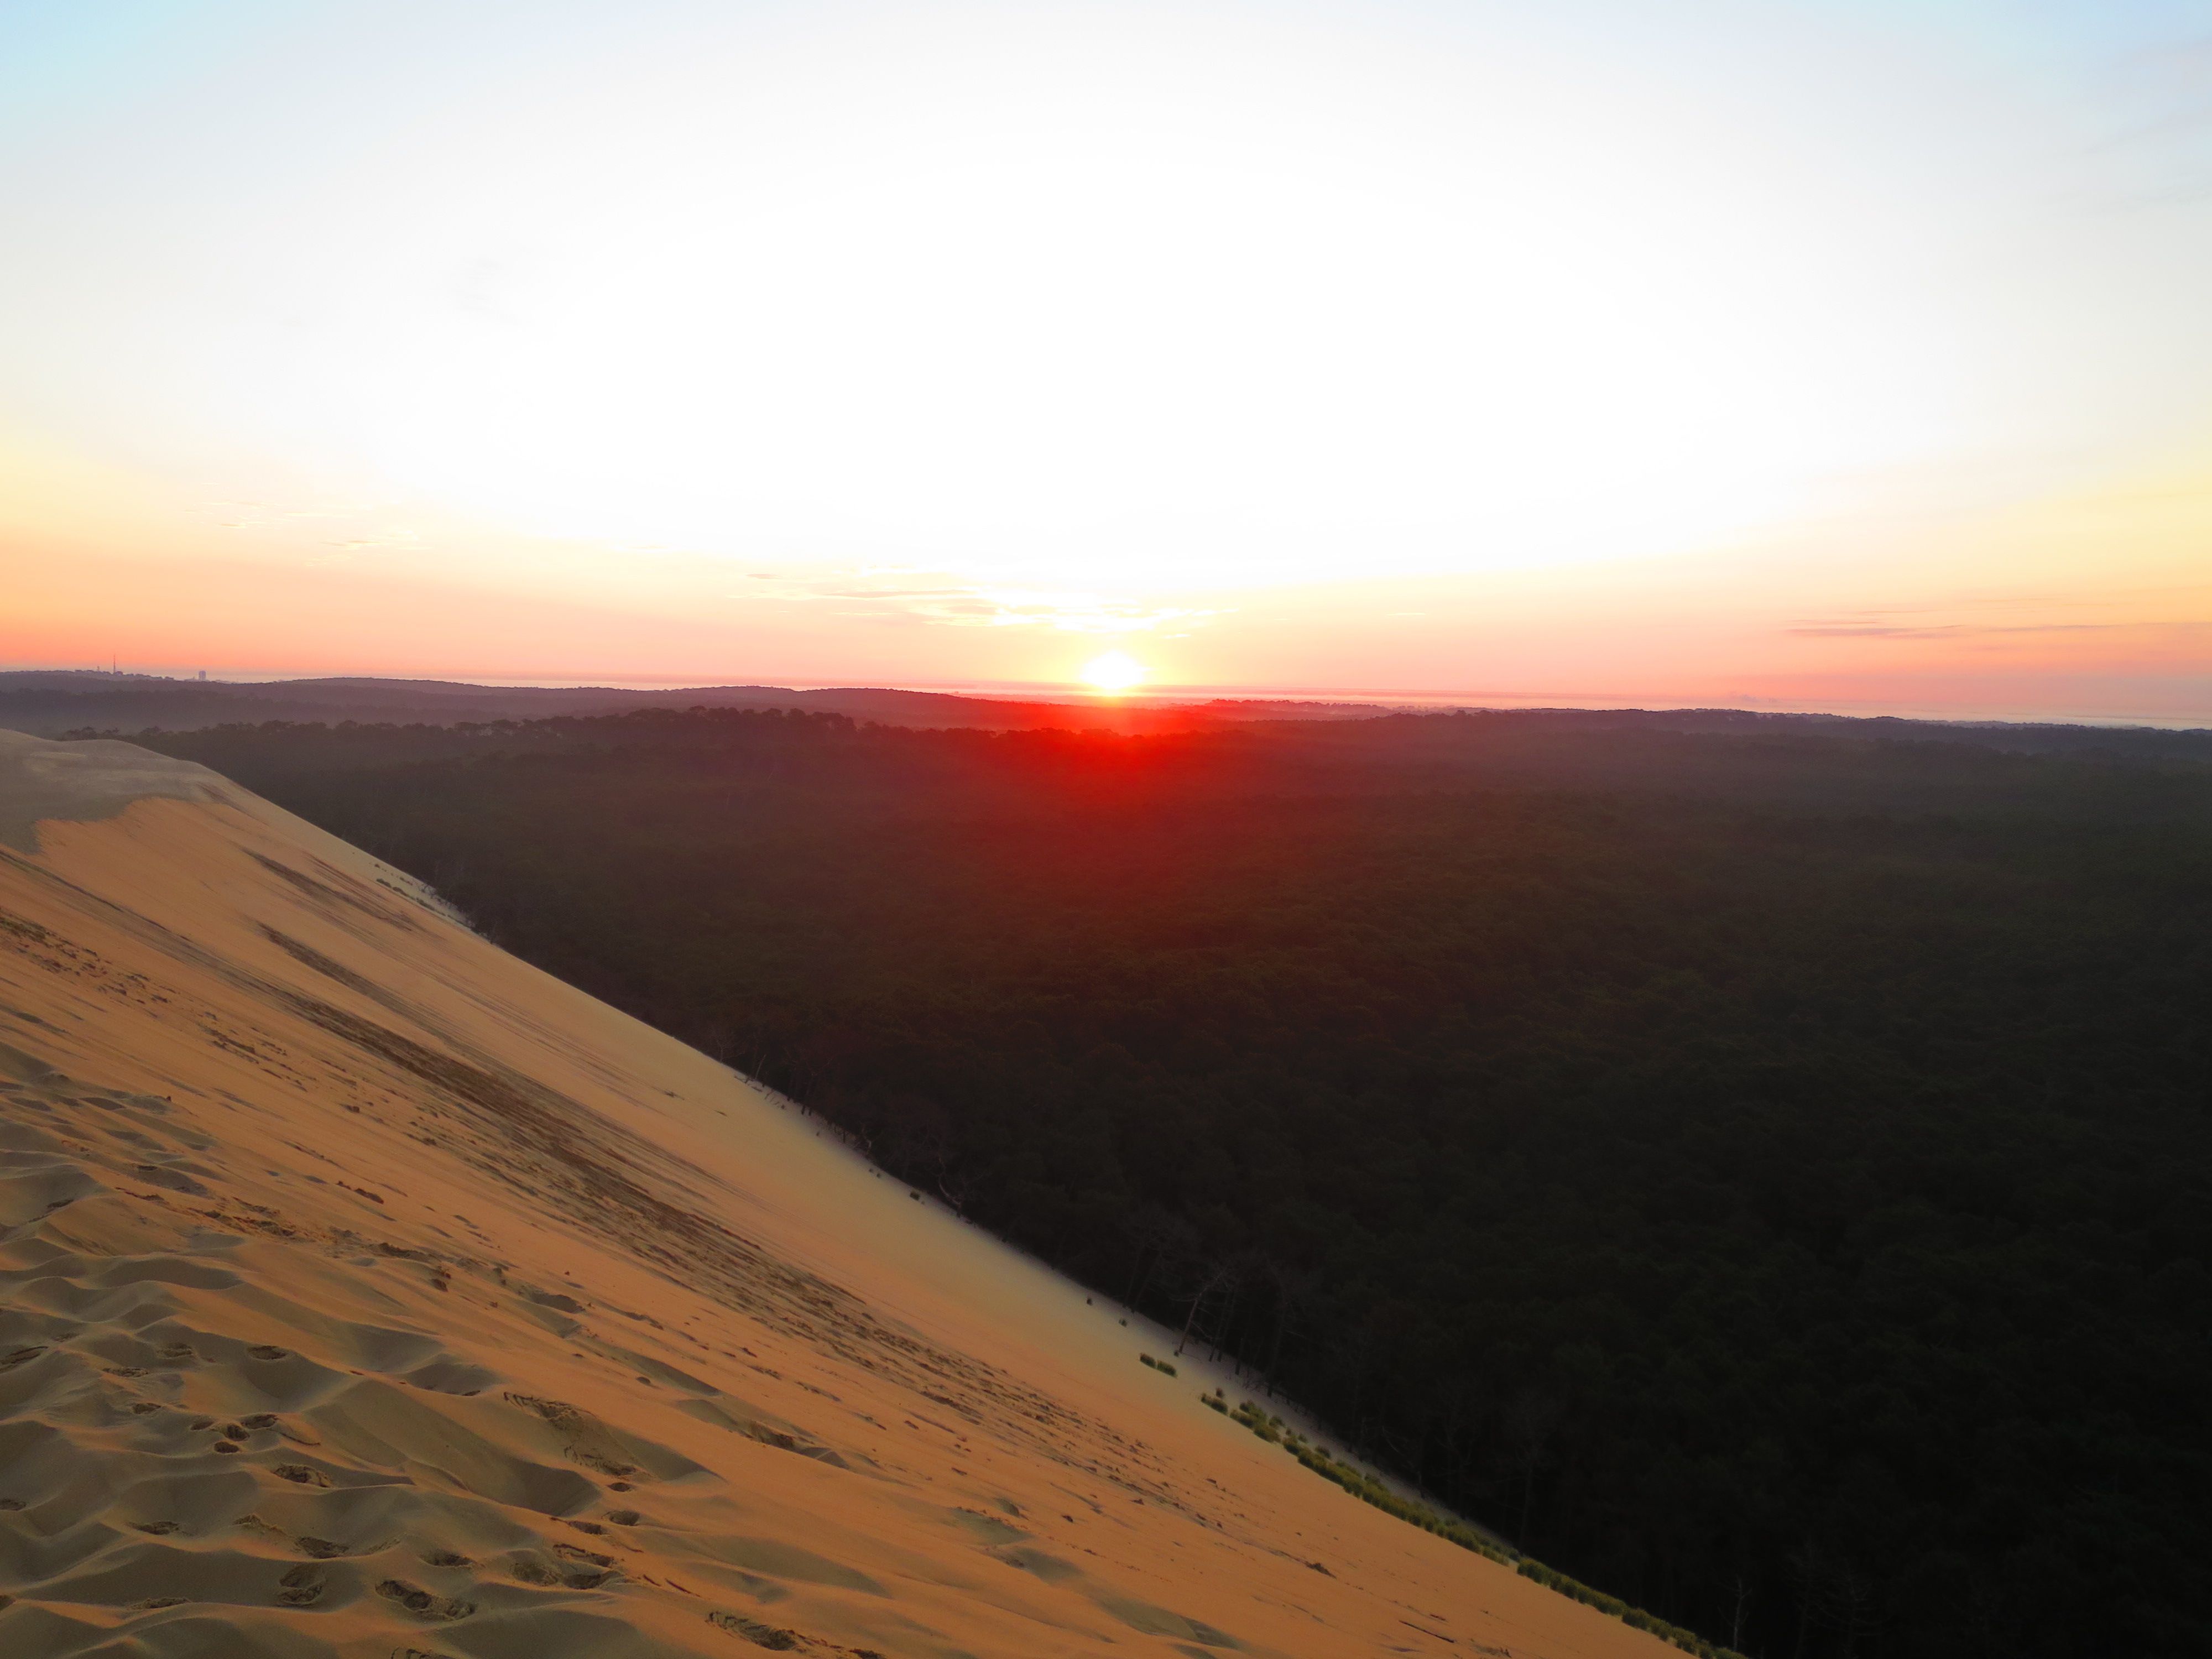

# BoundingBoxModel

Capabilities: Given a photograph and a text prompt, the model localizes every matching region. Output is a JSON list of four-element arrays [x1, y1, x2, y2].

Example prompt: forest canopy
[[119, 707, 2212, 1659]]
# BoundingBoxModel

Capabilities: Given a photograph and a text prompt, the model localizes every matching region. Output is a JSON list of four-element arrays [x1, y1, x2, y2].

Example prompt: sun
[[1079, 650, 1148, 695]]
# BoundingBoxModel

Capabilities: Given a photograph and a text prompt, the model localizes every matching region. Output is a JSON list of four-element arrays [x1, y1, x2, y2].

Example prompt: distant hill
[[7, 671, 2208, 760], [0, 669, 1389, 737]]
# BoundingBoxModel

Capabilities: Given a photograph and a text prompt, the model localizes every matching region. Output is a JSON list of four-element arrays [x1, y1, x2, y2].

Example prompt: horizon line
[[5, 664, 2208, 733]]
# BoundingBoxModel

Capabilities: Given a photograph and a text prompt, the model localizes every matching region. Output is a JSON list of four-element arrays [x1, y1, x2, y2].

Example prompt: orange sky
[[4, 1, 2209, 722]]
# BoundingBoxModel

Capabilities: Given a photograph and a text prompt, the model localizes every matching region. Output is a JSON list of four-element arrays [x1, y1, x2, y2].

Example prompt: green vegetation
[[1514, 1559, 1752, 1659], [1217, 1391, 1747, 1658], [120, 707, 2212, 1658], [1139, 1353, 1179, 1376]]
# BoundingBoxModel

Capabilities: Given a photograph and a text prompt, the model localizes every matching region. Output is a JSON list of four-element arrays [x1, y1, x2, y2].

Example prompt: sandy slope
[[0, 731, 1678, 1659]]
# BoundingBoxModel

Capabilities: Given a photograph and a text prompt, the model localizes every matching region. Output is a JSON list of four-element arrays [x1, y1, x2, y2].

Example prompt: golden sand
[[0, 733, 1676, 1659]]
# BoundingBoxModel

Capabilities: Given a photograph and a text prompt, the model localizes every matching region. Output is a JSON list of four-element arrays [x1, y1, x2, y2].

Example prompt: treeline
[[119, 707, 2212, 1658]]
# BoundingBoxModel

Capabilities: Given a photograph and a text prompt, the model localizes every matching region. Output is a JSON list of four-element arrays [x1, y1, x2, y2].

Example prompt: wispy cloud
[[813, 586, 974, 601], [731, 570, 1222, 634], [202, 499, 427, 563], [1788, 621, 2115, 639], [1784, 581, 2212, 640], [206, 499, 393, 529], [2080, 33, 2212, 205]]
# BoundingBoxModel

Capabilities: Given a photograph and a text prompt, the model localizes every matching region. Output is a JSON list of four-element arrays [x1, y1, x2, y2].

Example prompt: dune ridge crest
[[0, 733, 1671, 1658]]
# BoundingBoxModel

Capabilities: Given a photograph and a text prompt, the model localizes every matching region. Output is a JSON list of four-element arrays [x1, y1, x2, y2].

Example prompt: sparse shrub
[[1229, 1400, 1284, 1443], [1511, 1561, 1749, 1659]]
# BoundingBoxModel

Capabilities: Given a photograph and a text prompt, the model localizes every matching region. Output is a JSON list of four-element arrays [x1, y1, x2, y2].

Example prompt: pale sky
[[3, 0, 2209, 718]]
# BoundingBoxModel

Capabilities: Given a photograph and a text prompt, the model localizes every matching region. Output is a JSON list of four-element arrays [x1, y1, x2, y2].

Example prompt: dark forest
[[116, 708, 2212, 1658]]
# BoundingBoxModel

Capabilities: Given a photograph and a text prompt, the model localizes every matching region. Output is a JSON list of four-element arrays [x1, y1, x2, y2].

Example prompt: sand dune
[[0, 729, 1678, 1658]]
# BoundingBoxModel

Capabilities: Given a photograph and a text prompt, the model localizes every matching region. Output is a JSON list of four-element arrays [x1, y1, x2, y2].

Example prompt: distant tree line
[[120, 707, 2212, 1658]]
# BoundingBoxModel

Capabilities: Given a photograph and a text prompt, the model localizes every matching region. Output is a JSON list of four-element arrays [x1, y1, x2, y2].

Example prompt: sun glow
[[4, 2, 2208, 718], [1081, 651, 1149, 695], [37, 2, 1998, 600]]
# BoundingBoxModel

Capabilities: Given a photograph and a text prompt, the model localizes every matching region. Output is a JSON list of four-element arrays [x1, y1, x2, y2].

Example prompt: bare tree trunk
[[1261, 1260, 1297, 1397], [1504, 1392, 1558, 1547], [1175, 1262, 1238, 1357], [1123, 1240, 1154, 1306], [1208, 1282, 1240, 1363]]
